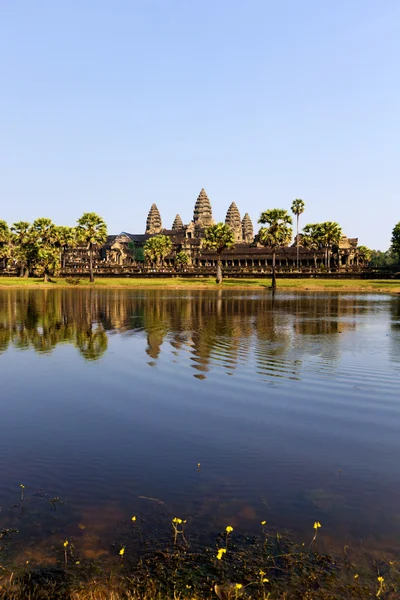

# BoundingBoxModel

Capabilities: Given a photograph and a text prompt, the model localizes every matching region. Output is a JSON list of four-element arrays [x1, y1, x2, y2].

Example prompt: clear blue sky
[[1, 1, 398, 249]]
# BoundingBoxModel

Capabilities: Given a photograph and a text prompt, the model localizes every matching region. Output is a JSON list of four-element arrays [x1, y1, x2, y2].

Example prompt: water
[[0, 288, 399, 561]]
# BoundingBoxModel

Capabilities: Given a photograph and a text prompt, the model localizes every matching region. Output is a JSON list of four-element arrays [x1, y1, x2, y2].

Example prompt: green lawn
[[0, 276, 399, 293]]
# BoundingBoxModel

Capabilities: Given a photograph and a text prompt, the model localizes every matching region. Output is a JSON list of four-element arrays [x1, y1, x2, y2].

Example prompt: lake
[[0, 288, 399, 563]]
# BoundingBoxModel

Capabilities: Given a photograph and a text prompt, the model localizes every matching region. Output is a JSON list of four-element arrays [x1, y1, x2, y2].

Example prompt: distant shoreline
[[0, 276, 399, 294]]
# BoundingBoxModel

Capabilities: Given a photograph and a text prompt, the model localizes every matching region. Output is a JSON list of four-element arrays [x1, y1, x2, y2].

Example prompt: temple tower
[[225, 202, 243, 241], [172, 214, 183, 231], [146, 204, 162, 234], [193, 188, 213, 229], [242, 213, 254, 243]]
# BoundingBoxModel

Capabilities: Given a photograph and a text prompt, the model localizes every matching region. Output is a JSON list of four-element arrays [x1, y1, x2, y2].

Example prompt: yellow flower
[[131, 516, 137, 521], [197, 463, 201, 467], [377, 576, 384, 583], [173, 517, 183, 524], [20, 484, 25, 489], [186, 585, 192, 589], [63, 540, 68, 547], [261, 520, 266, 525], [216, 548, 227, 560], [313, 521, 321, 529], [262, 579, 269, 583], [354, 574, 359, 579], [226, 526, 233, 533], [119, 547, 125, 556], [235, 584, 243, 590]]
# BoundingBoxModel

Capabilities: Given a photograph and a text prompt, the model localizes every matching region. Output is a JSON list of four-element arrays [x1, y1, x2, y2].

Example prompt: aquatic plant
[[63, 540, 68, 567], [311, 520, 321, 545], [225, 525, 233, 549], [172, 517, 187, 546], [19, 484, 25, 502], [376, 575, 385, 597]]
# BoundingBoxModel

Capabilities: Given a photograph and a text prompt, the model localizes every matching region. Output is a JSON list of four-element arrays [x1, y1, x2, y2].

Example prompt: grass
[[0, 276, 399, 293]]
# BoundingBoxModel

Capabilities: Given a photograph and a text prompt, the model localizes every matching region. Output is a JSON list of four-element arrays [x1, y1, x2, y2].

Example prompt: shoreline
[[0, 276, 399, 294]]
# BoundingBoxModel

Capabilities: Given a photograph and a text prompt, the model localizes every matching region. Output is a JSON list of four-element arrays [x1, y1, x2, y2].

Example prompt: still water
[[0, 289, 399, 560]]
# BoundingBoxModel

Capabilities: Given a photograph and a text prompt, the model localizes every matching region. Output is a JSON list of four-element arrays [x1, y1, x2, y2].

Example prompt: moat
[[0, 288, 399, 565]]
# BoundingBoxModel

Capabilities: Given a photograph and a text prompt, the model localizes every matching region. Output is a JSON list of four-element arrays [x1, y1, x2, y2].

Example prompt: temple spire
[[242, 213, 254, 243], [146, 203, 162, 234], [172, 214, 183, 230], [193, 188, 213, 228], [225, 202, 242, 241]]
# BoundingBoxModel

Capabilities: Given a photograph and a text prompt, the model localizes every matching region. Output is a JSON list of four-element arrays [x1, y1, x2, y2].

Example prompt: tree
[[369, 248, 397, 269], [143, 235, 172, 267], [318, 222, 342, 270], [30, 218, 59, 281], [55, 226, 77, 269], [302, 223, 323, 270], [356, 245, 372, 266], [175, 251, 190, 271], [291, 199, 305, 269], [76, 213, 107, 282], [10, 221, 33, 277], [203, 222, 235, 284], [0, 221, 10, 268], [391, 222, 400, 261], [258, 209, 293, 288]]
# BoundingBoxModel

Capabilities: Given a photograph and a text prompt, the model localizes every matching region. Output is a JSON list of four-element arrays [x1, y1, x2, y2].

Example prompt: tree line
[[0, 213, 107, 282]]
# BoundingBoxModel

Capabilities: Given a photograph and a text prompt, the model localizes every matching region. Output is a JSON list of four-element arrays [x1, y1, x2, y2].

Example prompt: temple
[[61, 189, 366, 273]]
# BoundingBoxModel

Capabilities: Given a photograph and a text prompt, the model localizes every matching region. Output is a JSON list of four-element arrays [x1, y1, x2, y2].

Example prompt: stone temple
[[64, 188, 364, 272]]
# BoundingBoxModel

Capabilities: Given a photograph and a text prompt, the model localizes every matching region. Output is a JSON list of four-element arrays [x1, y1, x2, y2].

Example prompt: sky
[[0, 1, 399, 250]]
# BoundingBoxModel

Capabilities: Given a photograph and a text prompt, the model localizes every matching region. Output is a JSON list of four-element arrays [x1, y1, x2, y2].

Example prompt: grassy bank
[[0, 276, 399, 293]]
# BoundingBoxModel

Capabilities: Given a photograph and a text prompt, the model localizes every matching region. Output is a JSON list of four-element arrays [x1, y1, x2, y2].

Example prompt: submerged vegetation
[[1, 483, 400, 600]]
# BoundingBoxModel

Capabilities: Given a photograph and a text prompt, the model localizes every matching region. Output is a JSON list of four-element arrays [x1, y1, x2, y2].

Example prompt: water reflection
[[0, 289, 384, 377]]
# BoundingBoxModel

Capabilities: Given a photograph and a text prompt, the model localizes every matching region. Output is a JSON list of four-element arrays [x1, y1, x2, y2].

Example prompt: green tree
[[203, 222, 235, 284], [318, 221, 342, 270], [0, 221, 11, 268], [391, 222, 400, 261], [302, 223, 323, 270], [55, 226, 77, 269], [144, 235, 172, 267], [10, 221, 33, 277], [357, 245, 372, 266], [291, 199, 305, 269], [76, 213, 108, 282], [369, 248, 397, 269], [258, 209, 293, 288], [175, 251, 190, 270], [30, 218, 60, 281]]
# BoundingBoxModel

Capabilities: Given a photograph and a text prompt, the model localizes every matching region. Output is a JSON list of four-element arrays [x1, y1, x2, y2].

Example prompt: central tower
[[193, 188, 213, 229]]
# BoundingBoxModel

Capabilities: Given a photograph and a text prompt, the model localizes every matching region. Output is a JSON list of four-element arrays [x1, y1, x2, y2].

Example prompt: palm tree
[[356, 245, 372, 267], [143, 235, 172, 267], [203, 223, 235, 284], [318, 221, 342, 271], [76, 213, 107, 282], [55, 226, 78, 269], [175, 251, 190, 271], [291, 199, 305, 270], [11, 221, 32, 277], [302, 223, 323, 270], [258, 209, 293, 288], [30, 218, 59, 281]]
